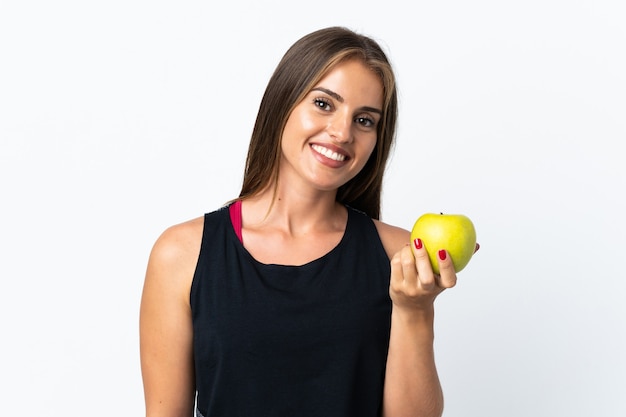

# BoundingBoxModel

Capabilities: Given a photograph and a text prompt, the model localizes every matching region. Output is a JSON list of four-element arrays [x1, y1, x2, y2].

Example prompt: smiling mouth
[[311, 144, 347, 162]]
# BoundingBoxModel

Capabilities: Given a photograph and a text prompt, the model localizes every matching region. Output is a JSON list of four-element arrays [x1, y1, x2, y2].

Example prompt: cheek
[[280, 116, 302, 151], [362, 136, 378, 160], [296, 112, 321, 134], [353, 137, 378, 171], [284, 107, 319, 136]]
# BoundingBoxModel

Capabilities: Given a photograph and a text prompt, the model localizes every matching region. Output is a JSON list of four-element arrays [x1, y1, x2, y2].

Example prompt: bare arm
[[383, 292, 443, 417], [376, 221, 459, 417], [139, 218, 203, 417]]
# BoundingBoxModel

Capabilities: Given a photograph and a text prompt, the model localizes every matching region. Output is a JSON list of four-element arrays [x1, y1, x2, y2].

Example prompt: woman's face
[[279, 59, 384, 193]]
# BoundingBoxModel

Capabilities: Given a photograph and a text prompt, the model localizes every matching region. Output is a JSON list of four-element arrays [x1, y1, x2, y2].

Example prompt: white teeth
[[311, 144, 346, 162]]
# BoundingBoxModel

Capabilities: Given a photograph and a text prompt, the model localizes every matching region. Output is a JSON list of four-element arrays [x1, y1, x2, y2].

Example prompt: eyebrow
[[312, 87, 382, 115]]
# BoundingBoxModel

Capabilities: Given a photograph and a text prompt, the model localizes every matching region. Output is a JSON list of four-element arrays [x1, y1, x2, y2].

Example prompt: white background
[[1, 1, 625, 415]]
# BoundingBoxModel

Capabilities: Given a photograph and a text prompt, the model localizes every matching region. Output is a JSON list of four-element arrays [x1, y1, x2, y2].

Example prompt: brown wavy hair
[[238, 26, 398, 220]]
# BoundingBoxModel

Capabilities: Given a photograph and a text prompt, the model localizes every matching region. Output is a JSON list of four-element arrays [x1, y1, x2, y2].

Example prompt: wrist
[[392, 303, 435, 330]]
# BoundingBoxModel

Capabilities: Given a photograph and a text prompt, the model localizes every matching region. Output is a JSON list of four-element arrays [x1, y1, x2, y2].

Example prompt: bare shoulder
[[373, 219, 411, 260], [144, 216, 205, 296], [152, 216, 204, 260]]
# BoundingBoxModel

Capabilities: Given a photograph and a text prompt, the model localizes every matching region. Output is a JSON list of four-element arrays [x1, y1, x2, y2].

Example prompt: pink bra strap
[[229, 200, 243, 243]]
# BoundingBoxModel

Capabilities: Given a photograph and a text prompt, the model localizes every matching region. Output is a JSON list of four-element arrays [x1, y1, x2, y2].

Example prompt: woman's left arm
[[375, 221, 461, 417]]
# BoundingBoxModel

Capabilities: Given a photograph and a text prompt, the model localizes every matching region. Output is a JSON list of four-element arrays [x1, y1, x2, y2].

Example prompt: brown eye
[[355, 116, 375, 128], [313, 98, 332, 111]]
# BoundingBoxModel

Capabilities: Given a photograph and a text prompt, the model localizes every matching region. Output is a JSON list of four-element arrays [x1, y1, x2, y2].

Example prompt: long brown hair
[[238, 26, 398, 220]]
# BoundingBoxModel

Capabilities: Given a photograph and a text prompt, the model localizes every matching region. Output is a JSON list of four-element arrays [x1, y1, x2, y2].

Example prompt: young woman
[[140, 26, 469, 417]]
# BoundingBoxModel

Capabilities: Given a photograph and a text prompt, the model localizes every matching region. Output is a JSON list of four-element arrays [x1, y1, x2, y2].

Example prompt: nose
[[327, 113, 352, 143]]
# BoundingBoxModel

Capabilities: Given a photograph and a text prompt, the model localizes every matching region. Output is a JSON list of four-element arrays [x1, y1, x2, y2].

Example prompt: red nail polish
[[414, 238, 422, 250], [438, 250, 447, 260]]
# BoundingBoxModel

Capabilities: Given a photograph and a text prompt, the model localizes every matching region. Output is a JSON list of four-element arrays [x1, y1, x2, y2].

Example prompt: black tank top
[[190, 204, 392, 416]]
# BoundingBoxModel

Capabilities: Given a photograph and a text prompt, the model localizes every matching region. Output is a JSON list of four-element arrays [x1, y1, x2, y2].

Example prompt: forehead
[[313, 59, 384, 107]]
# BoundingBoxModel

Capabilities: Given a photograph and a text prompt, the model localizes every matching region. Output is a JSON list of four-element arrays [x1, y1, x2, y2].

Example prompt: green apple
[[410, 212, 477, 274]]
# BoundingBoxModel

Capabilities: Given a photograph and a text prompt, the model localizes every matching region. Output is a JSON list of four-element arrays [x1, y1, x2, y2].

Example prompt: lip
[[309, 143, 351, 168]]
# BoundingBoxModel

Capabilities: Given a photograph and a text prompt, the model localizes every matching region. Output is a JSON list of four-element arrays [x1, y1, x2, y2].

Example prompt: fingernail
[[438, 250, 447, 260], [414, 238, 423, 250]]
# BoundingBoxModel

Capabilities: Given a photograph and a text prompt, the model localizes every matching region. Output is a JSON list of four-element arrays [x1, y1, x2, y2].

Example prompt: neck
[[243, 184, 345, 236]]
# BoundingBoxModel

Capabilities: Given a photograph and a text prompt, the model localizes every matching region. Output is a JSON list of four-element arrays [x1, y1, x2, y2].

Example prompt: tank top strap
[[228, 200, 243, 243]]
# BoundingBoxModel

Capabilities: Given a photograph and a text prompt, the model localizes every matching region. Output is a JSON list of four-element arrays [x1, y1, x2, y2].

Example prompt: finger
[[389, 248, 405, 288], [474, 242, 480, 253], [412, 238, 436, 291], [436, 249, 458, 288], [399, 244, 418, 288], [390, 244, 414, 288]]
